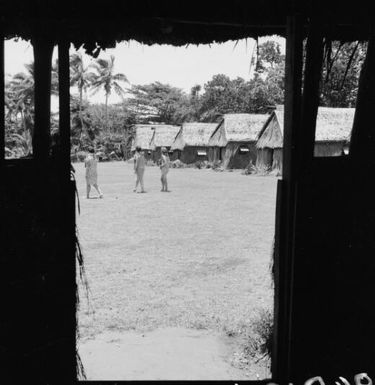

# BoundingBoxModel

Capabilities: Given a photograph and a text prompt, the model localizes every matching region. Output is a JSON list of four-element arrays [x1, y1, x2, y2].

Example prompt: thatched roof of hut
[[171, 122, 218, 150], [1, 1, 371, 51], [315, 107, 355, 141], [149, 125, 180, 150], [130, 125, 155, 151], [256, 107, 355, 149], [209, 113, 269, 147]]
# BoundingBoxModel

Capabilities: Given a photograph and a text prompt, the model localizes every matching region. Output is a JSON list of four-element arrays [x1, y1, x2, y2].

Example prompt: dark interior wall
[[288, 157, 375, 381], [181, 146, 208, 164], [169, 150, 180, 161], [276, 22, 375, 383], [0, 161, 76, 383]]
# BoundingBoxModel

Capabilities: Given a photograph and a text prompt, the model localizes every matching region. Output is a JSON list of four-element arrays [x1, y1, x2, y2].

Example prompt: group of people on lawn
[[84, 146, 170, 198]]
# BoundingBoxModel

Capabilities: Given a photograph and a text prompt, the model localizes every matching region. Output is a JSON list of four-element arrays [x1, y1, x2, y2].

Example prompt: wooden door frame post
[[298, 22, 324, 177], [273, 14, 304, 383]]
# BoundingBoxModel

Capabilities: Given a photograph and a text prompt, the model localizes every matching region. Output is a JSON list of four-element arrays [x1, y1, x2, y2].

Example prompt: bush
[[211, 160, 224, 171], [242, 160, 256, 175], [194, 160, 209, 169], [251, 162, 271, 176], [245, 308, 273, 359], [71, 151, 87, 162]]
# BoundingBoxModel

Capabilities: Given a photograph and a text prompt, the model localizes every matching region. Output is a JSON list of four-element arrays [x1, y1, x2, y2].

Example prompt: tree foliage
[[4, 40, 365, 160], [127, 81, 191, 125], [90, 55, 128, 130], [320, 41, 367, 107]]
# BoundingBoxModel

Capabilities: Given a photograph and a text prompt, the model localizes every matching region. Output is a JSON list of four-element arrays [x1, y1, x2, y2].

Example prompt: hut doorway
[[70, 38, 278, 381], [3, 34, 280, 383]]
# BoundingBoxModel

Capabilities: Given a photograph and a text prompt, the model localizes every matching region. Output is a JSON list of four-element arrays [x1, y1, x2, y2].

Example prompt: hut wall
[[256, 148, 273, 170], [224, 142, 257, 169], [271, 148, 283, 175], [314, 141, 345, 157], [208, 147, 215, 163], [1, 162, 76, 381], [169, 150, 181, 161], [151, 147, 161, 163], [209, 147, 222, 164], [181, 146, 209, 164]]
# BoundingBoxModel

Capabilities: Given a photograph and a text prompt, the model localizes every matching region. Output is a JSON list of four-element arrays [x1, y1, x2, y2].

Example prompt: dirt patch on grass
[[79, 327, 269, 380]]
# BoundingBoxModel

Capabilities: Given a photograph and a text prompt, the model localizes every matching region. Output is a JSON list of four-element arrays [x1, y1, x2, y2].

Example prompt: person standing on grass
[[160, 147, 171, 192], [134, 146, 146, 193], [85, 147, 103, 199]]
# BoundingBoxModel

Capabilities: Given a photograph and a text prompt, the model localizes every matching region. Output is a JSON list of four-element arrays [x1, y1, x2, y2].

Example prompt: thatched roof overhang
[[1, 1, 373, 53], [149, 125, 180, 150], [257, 107, 355, 149], [171, 122, 218, 151], [315, 107, 355, 141], [224, 114, 269, 142], [130, 124, 155, 151], [209, 113, 268, 146]]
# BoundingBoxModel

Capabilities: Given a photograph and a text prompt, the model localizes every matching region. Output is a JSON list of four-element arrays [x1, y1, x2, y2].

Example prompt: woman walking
[[134, 146, 146, 193], [85, 147, 103, 199], [160, 147, 170, 192]]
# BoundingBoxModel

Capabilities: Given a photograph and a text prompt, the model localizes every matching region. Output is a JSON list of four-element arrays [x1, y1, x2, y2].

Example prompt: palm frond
[[95, 58, 110, 69], [113, 73, 128, 83], [113, 82, 126, 98]]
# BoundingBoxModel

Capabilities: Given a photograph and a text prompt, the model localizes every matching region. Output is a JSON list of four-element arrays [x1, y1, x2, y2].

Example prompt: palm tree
[[70, 52, 94, 138], [89, 55, 128, 131], [9, 63, 35, 148]]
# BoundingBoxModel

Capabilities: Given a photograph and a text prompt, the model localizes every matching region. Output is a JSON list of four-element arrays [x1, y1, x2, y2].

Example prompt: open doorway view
[[71, 38, 280, 380], [3, 34, 363, 380]]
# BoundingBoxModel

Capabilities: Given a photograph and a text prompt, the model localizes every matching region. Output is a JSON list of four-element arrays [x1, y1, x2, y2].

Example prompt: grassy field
[[76, 161, 277, 361]]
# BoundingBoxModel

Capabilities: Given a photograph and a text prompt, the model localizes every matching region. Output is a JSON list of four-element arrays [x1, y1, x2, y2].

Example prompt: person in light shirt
[[133, 146, 146, 193], [160, 147, 171, 192], [84, 147, 103, 199]]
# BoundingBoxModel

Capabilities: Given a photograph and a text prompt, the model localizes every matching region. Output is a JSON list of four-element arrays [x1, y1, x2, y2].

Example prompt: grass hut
[[149, 124, 180, 162], [130, 124, 155, 159], [208, 113, 268, 169], [256, 106, 355, 174], [314, 107, 355, 156], [256, 109, 284, 174], [170, 122, 218, 163]]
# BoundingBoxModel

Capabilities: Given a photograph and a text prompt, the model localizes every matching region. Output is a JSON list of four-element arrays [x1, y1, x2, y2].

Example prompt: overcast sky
[[5, 36, 285, 107]]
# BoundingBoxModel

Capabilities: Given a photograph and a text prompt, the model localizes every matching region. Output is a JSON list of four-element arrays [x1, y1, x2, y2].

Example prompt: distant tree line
[[4, 40, 366, 160]]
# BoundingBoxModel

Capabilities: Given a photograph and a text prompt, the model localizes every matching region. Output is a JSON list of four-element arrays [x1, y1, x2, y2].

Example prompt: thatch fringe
[[72, 174, 90, 380], [75, 226, 91, 312], [75, 228, 89, 380], [76, 348, 87, 380]]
